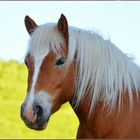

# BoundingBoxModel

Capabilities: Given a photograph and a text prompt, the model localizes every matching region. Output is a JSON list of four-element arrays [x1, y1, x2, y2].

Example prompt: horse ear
[[24, 15, 38, 35], [57, 14, 68, 42]]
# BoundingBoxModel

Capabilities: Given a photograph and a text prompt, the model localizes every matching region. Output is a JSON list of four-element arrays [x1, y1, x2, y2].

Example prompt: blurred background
[[0, 1, 140, 138]]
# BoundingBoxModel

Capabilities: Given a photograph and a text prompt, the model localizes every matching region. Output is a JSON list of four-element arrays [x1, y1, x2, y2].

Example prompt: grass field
[[0, 60, 79, 138]]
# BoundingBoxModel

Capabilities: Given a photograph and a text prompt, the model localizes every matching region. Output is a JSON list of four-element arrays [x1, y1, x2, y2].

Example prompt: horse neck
[[69, 94, 110, 138], [70, 90, 140, 138]]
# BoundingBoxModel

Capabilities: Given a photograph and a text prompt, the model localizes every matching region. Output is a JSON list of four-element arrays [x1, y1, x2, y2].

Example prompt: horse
[[20, 14, 140, 138]]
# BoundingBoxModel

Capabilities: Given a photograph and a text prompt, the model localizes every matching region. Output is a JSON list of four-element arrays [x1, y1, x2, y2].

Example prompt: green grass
[[0, 60, 79, 138]]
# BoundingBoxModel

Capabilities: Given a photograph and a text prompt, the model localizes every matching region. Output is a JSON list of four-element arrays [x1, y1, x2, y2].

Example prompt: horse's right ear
[[24, 15, 38, 35]]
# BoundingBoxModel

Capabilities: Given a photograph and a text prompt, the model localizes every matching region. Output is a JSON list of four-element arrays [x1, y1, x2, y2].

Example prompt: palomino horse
[[20, 14, 140, 138]]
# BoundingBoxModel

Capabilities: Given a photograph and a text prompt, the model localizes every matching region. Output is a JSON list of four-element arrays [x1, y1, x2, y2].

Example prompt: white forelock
[[27, 23, 64, 59]]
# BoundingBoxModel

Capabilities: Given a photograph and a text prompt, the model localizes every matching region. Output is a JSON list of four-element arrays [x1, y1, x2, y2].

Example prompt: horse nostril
[[34, 105, 44, 118]]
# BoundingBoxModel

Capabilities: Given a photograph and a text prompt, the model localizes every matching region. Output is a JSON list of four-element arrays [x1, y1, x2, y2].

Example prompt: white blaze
[[25, 58, 45, 110]]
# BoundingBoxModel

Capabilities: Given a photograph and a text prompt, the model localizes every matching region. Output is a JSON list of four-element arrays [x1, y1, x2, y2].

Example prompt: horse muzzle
[[20, 102, 50, 131]]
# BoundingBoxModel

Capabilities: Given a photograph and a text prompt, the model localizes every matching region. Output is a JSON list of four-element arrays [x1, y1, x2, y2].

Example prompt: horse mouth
[[30, 121, 48, 131], [24, 119, 49, 131], [21, 114, 50, 131]]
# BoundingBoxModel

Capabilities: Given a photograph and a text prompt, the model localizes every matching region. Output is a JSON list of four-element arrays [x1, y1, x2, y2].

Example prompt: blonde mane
[[28, 22, 140, 116]]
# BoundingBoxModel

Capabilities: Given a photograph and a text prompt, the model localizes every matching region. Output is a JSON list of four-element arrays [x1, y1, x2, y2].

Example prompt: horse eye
[[56, 57, 66, 66]]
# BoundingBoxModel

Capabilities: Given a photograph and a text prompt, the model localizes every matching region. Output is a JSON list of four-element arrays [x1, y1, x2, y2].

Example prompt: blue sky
[[0, 1, 140, 65]]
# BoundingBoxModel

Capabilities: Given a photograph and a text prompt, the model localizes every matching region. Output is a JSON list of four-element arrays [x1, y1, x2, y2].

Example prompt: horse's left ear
[[57, 14, 68, 42], [25, 15, 38, 35]]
